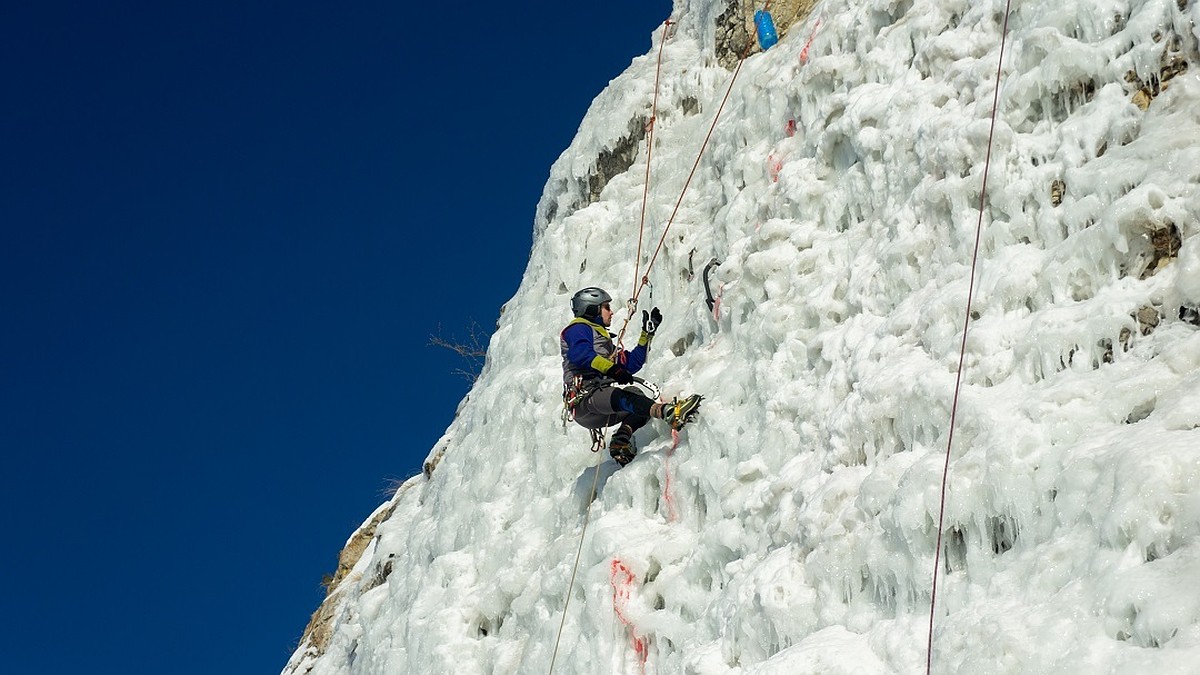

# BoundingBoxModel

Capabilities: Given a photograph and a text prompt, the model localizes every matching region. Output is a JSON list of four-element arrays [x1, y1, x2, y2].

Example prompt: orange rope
[[631, 20, 672, 313], [617, 1, 773, 348], [926, 2, 1013, 672]]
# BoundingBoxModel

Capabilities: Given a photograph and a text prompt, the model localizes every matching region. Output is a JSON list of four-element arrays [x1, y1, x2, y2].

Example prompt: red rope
[[650, 2, 778, 527], [926, 4, 1013, 673], [617, 0, 773, 348], [631, 21, 672, 312]]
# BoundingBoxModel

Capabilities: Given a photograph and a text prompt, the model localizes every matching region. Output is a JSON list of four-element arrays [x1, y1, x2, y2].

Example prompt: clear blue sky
[[0, 2, 669, 672]]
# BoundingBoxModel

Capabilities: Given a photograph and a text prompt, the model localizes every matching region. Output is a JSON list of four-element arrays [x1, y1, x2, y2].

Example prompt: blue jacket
[[560, 317, 651, 388]]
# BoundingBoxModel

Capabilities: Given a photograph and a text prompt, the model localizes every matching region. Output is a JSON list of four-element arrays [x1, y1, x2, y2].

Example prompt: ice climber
[[560, 287, 703, 466]]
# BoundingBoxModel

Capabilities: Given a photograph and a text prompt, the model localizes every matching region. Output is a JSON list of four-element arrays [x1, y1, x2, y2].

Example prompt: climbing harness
[[561, 375, 590, 425], [562, 376, 662, 434], [563, 379, 610, 453], [926, 2, 1014, 673]]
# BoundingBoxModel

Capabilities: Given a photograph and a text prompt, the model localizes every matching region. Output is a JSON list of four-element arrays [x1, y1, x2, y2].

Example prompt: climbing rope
[[926, 2, 1013, 673], [630, 20, 672, 317], [548, 450, 606, 675], [616, 1, 774, 350], [551, 7, 778, 665]]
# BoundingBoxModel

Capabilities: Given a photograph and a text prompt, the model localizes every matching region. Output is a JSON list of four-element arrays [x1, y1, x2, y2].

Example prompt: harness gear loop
[[562, 375, 590, 426], [563, 376, 664, 435]]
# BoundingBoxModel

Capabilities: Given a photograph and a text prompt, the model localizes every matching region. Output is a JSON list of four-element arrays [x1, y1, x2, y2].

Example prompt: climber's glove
[[608, 365, 635, 384], [642, 307, 662, 335]]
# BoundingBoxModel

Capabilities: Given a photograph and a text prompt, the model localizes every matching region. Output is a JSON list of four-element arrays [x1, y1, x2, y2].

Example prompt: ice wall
[[286, 0, 1200, 673]]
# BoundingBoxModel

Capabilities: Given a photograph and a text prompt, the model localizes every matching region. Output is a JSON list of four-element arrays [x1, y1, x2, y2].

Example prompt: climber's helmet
[[571, 287, 613, 320]]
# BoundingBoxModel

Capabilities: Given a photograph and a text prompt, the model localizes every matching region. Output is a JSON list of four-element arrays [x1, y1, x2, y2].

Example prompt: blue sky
[[1, 1, 669, 672]]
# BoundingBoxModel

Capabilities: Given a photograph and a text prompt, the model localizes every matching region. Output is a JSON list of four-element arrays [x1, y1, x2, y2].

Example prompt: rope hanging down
[[548, 450, 605, 675], [617, 1, 774, 349], [550, 25, 676, 665], [553, 7, 781, 665], [630, 20, 672, 315], [925, 3, 1013, 673]]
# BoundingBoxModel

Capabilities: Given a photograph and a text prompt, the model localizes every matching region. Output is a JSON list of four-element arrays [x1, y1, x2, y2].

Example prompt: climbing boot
[[660, 394, 703, 431], [609, 423, 637, 467]]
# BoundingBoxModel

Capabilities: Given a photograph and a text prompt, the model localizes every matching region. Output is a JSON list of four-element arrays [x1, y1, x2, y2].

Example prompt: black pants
[[572, 384, 654, 432]]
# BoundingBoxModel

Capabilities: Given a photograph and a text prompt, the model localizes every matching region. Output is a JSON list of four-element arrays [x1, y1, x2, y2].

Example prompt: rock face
[[292, 497, 403, 666], [1128, 23, 1193, 109], [286, 0, 1200, 673]]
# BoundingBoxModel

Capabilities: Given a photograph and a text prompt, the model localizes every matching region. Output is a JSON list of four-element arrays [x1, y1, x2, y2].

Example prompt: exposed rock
[[714, 0, 819, 68], [1125, 30, 1191, 108], [1135, 305, 1161, 335], [423, 443, 446, 478], [550, 115, 649, 223], [1140, 220, 1181, 279], [1051, 179, 1065, 206], [1118, 306, 1164, 353], [671, 336, 689, 357], [586, 116, 648, 204], [714, 1, 754, 68], [293, 497, 403, 668]]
